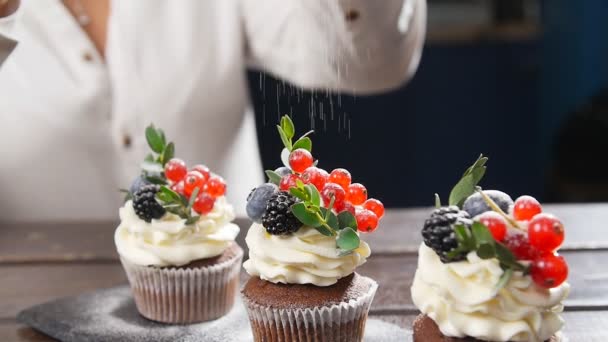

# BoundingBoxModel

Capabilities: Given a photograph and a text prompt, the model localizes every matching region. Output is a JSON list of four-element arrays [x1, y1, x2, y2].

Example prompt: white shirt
[[0, 0, 425, 221]]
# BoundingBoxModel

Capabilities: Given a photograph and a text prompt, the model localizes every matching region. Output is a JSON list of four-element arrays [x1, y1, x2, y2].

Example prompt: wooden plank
[[3, 311, 608, 342], [2, 250, 607, 319], [2, 204, 606, 263]]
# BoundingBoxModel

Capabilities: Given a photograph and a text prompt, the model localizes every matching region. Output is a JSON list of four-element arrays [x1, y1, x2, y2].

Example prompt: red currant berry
[[165, 158, 187, 182], [513, 195, 542, 221], [340, 202, 356, 215], [191, 164, 210, 181], [288, 149, 314, 173], [528, 213, 565, 252], [363, 199, 385, 218], [321, 183, 346, 209], [356, 209, 379, 233], [530, 253, 568, 288], [183, 171, 205, 196], [193, 193, 216, 215], [279, 173, 302, 191], [477, 211, 507, 241], [301, 167, 329, 191], [503, 233, 538, 260], [170, 180, 185, 196], [205, 175, 227, 198], [328, 168, 351, 190], [347, 183, 368, 205]]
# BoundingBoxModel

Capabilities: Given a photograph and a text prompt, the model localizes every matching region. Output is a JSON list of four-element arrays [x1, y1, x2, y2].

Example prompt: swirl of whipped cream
[[411, 243, 570, 342], [243, 223, 370, 287], [115, 196, 239, 267]]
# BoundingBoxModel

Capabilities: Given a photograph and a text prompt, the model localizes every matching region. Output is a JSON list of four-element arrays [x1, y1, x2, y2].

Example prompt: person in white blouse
[[0, 0, 426, 221]]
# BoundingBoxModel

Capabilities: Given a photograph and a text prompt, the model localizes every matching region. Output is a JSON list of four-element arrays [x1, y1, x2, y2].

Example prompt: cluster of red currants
[[476, 195, 567, 289], [164, 158, 227, 215], [284, 148, 385, 233]]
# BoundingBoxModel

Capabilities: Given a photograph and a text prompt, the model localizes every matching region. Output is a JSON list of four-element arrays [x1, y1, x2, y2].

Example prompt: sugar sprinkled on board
[[17, 286, 411, 342]]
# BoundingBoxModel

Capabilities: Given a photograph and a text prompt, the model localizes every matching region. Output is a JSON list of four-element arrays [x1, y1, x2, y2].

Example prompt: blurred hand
[[0, 0, 19, 17]]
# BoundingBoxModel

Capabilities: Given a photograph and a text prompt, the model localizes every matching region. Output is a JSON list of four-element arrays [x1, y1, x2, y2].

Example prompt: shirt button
[[345, 9, 360, 22], [82, 51, 94, 62], [122, 134, 132, 149]]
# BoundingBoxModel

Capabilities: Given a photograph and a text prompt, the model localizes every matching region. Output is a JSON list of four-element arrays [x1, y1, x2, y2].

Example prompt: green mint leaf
[[448, 173, 475, 208], [277, 125, 293, 151], [158, 185, 185, 205], [158, 129, 166, 147], [185, 215, 200, 225], [304, 184, 321, 206], [281, 115, 295, 140], [495, 242, 518, 266], [292, 137, 312, 152], [320, 208, 339, 231], [291, 203, 322, 227], [289, 188, 308, 202], [145, 124, 165, 153], [337, 227, 360, 251], [265, 170, 282, 185], [315, 225, 335, 237], [161, 142, 175, 166], [144, 154, 155, 162], [434, 193, 441, 208], [187, 187, 200, 211], [337, 211, 357, 230], [449, 155, 488, 207], [145, 175, 167, 185], [471, 222, 494, 246], [495, 268, 513, 290], [295, 179, 305, 189], [476, 243, 496, 259]]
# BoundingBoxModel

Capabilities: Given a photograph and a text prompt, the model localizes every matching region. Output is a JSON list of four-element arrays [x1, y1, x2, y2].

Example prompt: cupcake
[[241, 115, 385, 342], [411, 155, 570, 342], [114, 124, 243, 324]]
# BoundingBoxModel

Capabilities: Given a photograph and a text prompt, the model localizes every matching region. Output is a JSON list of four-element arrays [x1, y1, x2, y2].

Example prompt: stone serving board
[[17, 286, 412, 342]]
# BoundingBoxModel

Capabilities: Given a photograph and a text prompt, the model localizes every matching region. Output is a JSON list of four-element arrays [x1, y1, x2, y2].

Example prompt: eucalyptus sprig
[[155, 185, 201, 224], [141, 124, 175, 185], [448, 222, 528, 290], [276, 115, 313, 153], [288, 180, 360, 255]]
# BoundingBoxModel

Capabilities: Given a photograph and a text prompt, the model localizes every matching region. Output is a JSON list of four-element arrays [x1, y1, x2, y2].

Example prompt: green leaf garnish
[[289, 187, 308, 201], [320, 208, 339, 231], [448, 154, 488, 207], [185, 215, 201, 225], [145, 124, 166, 154], [281, 115, 295, 140], [337, 211, 357, 230], [293, 137, 312, 152], [161, 142, 175, 166], [291, 203, 323, 227], [265, 170, 282, 185], [277, 125, 293, 151], [304, 184, 321, 206], [337, 227, 360, 252]]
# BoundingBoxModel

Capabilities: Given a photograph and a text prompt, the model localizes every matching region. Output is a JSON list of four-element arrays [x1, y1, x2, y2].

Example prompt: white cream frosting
[[243, 223, 370, 287], [115, 197, 239, 267], [411, 244, 569, 342]]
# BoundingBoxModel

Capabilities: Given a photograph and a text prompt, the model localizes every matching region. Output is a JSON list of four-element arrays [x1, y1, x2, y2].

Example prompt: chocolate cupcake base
[[413, 314, 560, 342], [120, 243, 243, 324], [241, 273, 377, 342]]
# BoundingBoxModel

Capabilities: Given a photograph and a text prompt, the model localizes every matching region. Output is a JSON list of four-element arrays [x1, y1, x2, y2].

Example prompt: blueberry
[[129, 175, 151, 195], [246, 183, 279, 222], [463, 190, 513, 218], [274, 167, 292, 177]]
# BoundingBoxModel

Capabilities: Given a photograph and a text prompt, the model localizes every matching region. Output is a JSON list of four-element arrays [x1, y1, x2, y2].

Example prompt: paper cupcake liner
[[120, 245, 243, 324], [242, 277, 378, 342]]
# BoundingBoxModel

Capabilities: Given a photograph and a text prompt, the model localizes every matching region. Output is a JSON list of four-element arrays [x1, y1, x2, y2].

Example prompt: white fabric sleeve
[[0, 0, 20, 67], [242, 0, 426, 95]]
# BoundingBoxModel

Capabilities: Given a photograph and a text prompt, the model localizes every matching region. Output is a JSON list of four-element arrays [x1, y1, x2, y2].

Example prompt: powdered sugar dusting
[[18, 286, 411, 341]]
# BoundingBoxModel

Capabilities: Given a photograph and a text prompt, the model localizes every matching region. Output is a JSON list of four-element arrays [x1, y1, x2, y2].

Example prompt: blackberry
[[422, 206, 472, 263], [261, 191, 302, 235], [132, 184, 166, 222]]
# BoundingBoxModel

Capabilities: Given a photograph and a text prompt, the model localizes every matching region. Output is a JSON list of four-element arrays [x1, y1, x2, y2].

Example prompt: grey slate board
[[17, 286, 412, 342]]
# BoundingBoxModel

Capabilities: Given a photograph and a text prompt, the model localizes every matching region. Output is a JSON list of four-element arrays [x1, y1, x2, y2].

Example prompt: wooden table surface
[[1, 203, 607, 341]]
